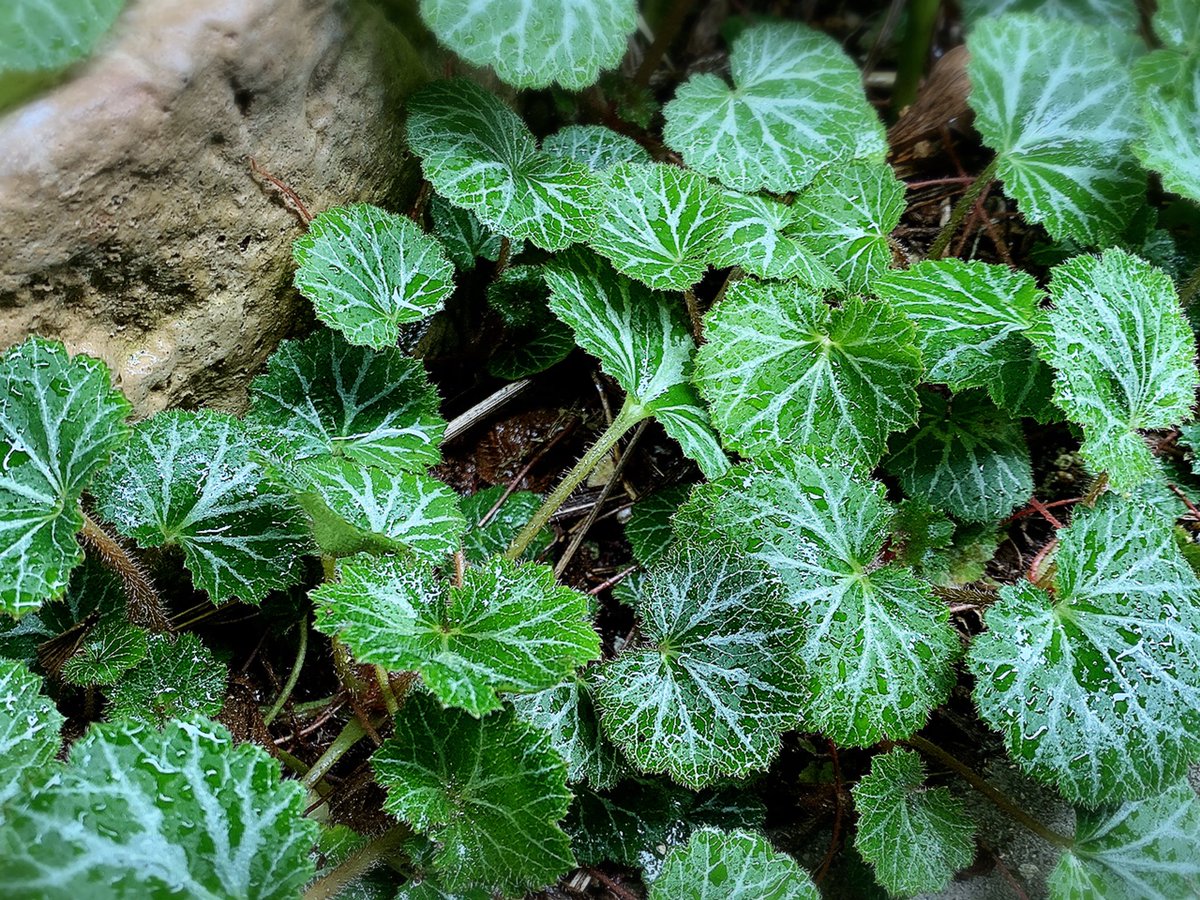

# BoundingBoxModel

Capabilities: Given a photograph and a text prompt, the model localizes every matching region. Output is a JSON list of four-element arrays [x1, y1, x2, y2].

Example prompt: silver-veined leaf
[[428, 196, 503, 271], [650, 828, 819, 900], [1, 0, 125, 72], [107, 632, 227, 726], [624, 485, 689, 569], [960, 0, 1139, 31], [460, 486, 551, 563], [1153, 0, 1200, 52], [0, 659, 62, 806], [59, 620, 147, 687], [543, 125, 650, 171], [714, 191, 839, 288], [1134, 51, 1200, 205]]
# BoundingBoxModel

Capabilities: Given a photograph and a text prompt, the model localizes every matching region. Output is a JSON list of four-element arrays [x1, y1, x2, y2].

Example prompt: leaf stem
[[927, 158, 998, 260], [303, 824, 412, 900], [374, 666, 400, 717], [505, 398, 645, 561], [263, 618, 308, 726], [890, 0, 940, 114], [905, 734, 1075, 850], [302, 716, 367, 793], [78, 511, 171, 633], [634, 0, 696, 89]]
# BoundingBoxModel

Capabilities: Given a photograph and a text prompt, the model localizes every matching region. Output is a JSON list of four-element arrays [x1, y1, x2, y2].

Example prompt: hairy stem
[[79, 511, 171, 633], [891, 0, 940, 113], [375, 666, 400, 717], [906, 734, 1075, 850], [1179, 258, 1200, 306], [505, 398, 644, 561], [303, 825, 412, 900], [928, 158, 998, 260], [302, 716, 368, 795], [263, 619, 308, 726], [634, 0, 696, 88]]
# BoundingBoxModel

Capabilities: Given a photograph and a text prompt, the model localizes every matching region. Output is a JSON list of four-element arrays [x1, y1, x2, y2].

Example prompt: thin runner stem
[[303, 825, 412, 900], [263, 619, 308, 725], [928, 158, 998, 260]]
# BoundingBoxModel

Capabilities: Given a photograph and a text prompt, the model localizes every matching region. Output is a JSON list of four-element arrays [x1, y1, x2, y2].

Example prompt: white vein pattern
[[1135, 51, 1200, 205], [968, 496, 1200, 806], [1153, 0, 1200, 51], [714, 190, 838, 287], [407, 80, 600, 251], [418, 0, 636, 90], [543, 125, 650, 171], [429, 195, 503, 270], [2, 0, 125, 70], [0, 718, 318, 898], [293, 204, 454, 349], [0, 659, 63, 806], [968, 15, 1143, 245], [663, 21, 886, 193], [650, 828, 819, 900], [960, 0, 1139, 30]]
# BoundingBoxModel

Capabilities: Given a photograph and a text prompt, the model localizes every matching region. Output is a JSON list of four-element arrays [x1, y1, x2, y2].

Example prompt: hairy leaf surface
[[650, 828, 819, 900], [714, 192, 838, 287], [1134, 51, 1200, 205], [544, 125, 651, 171], [460, 486, 551, 563], [107, 632, 226, 726], [429, 196, 503, 271], [0, 659, 62, 805]]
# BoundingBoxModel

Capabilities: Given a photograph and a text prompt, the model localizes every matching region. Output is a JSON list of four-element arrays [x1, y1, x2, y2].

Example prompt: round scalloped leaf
[[107, 632, 226, 726], [1134, 51, 1200, 205], [589, 162, 726, 291], [1031, 249, 1199, 490], [0, 659, 63, 805], [91, 410, 309, 606], [247, 330, 444, 475], [1, 0, 125, 73], [1050, 779, 1200, 900], [417, 0, 636, 90], [624, 485, 689, 569], [0, 338, 130, 618], [968, 495, 1200, 806], [313, 554, 598, 716], [373, 694, 575, 893], [406, 79, 600, 251], [650, 828, 819, 900], [545, 249, 729, 478], [662, 21, 886, 193], [595, 542, 803, 789], [544, 125, 651, 171], [292, 204, 454, 349], [0, 717, 318, 898], [684, 451, 959, 746], [967, 15, 1144, 246], [695, 279, 920, 468], [885, 389, 1033, 523], [428, 196, 503, 271], [59, 620, 147, 687], [961, 0, 1140, 31], [714, 191, 839, 288], [852, 748, 977, 896]]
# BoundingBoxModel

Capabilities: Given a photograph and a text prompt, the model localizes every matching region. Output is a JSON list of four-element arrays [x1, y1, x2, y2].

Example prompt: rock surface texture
[[0, 0, 424, 414]]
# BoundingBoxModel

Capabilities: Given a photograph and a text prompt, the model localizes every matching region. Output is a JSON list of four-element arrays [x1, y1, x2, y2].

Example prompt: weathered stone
[[0, 0, 427, 415]]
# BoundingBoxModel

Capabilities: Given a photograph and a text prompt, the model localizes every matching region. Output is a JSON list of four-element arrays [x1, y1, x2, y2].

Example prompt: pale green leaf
[[967, 15, 1144, 245], [460, 486, 551, 563], [0, 659, 63, 806], [373, 694, 575, 892], [968, 495, 1200, 806], [1031, 249, 1199, 489], [650, 828, 819, 900], [543, 125, 650, 171], [714, 191, 839, 288], [60, 621, 148, 686], [624, 485, 689, 569], [1153, 0, 1200, 52], [695, 278, 920, 467], [107, 632, 226, 726], [589, 162, 726, 291], [428, 196, 502, 271], [595, 542, 803, 789], [885, 389, 1033, 523], [0, 0, 125, 72], [1134, 52, 1200, 205], [0, 717, 318, 898], [662, 21, 886, 193], [293, 204, 454, 349], [961, 0, 1138, 31], [852, 748, 977, 896], [417, 0, 636, 90], [313, 554, 599, 716], [0, 338, 130, 617], [247, 330, 445, 475], [91, 410, 309, 605], [406, 80, 600, 251]]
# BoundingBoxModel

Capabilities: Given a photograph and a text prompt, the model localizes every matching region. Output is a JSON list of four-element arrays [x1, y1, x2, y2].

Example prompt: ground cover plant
[[3, 0, 1200, 897]]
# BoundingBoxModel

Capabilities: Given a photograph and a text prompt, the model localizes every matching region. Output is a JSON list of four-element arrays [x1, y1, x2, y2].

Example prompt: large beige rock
[[0, 0, 427, 414]]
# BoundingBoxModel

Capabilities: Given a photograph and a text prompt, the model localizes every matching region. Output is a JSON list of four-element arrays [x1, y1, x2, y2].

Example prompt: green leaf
[[852, 748, 977, 896], [0, 659, 63, 805], [60, 620, 148, 686], [0, 717, 318, 898], [292, 204, 454, 349], [1050, 779, 1200, 900], [967, 15, 1144, 246], [373, 694, 575, 892], [595, 541, 803, 788], [417, 0, 636, 90], [589, 162, 726, 291], [313, 554, 599, 716], [961, 0, 1139, 31], [0, 0, 125, 72], [91, 410, 309, 605], [1031, 249, 1199, 489], [884, 389, 1033, 523], [695, 279, 921, 467], [428, 196, 503, 271], [511, 671, 627, 790], [662, 21, 886, 193], [460, 486, 551, 563], [545, 249, 729, 478], [684, 452, 959, 746], [968, 494, 1200, 806], [1134, 52, 1200, 205], [714, 191, 839, 288], [1153, 0, 1200, 52], [790, 159, 906, 293], [107, 632, 227, 726], [543, 125, 651, 171], [624, 485, 689, 569], [0, 338, 130, 617], [485, 265, 574, 379], [650, 828, 819, 900], [247, 330, 445, 475], [406, 80, 600, 251]]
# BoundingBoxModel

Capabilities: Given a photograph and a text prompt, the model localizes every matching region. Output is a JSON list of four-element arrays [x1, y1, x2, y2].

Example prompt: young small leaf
[[1031, 249, 1199, 489], [595, 542, 803, 789], [406, 80, 600, 251], [662, 21, 886, 193], [292, 204, 454, 349], [543, 125, 651, 171], [107, 632, 227, 726], [0, 338, 130, 617], [91, 410, 309, 605], [852, 748, 977, 897], [417, 0, 636, 90], [428, 196, 503, 271], [0, 659, 63, 805], [968, 495, 1200, 806], [650, 828, 819, 900], [460, 486, 551, 563], [485, 265, 574, 379], [372, 694, 575, 892], [60, 620, 148, 686], [715, 191, 839, 288], [247, 330, 445, 475], [313, 554, 599, 716], [1, 0, 126, 72]]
